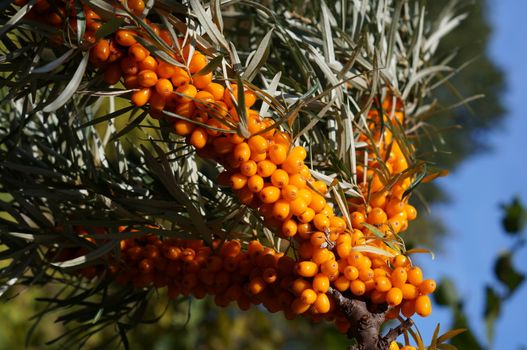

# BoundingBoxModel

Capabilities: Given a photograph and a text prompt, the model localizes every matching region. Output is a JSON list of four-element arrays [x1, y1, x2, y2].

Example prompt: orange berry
[[401, 299, 416, 318], [173, 101, 195, 118], [282, 185, 299, 201], [138, 70, 158, 88], [298, 208, 315, 223], [336, 242, 352, 259], [268, 143, 288, 164], [289, 174, 307, 189], [157, 61, 176, 78], [344, 265, 359, 280], [257, 160, 277, 178], [313, 274, 330, 293], [243, 90, 257, 108], [128, 43, 149, 62], [138, 56, 158, 72], [248, 277, 266, 295], [155, 78, 174, 97], [176, 84, 197, 103], [174, 120, 195, 136], [131, 88, 152, 107], [229, 173, 247, 190], [407, 267, 423, 286], [309, 193, 326, 213], [313, 214, 330, 231], [401, 283, 419, 300], [204, 82, 225, 101], [386, 287, 403, 306], [406, 204, 417, 221], [233, 142, 251, 162], [393, 254, 409, 268], [247, 175, 264, 193], [314, 293, 330, 313], [291, 298, 311, 314], [171, 67, 191, 87], [92, 39, 110, 62], [415, 295, 432, 317], [272, 200, 290, 220], [358, 267, 374, 281], [419, 279, 436, 295], [149, 91, 166, 112], [190, 127, 208, 149], [281, 219, 297, 237], [374, 276, 392, 292], [271, 169, 289, 188], [240, 160, 257, 177], [291, 278, 311, 296], [391, 267, 408, 287], [295, 261, 318, 277], [350, 279, 366, 296], [367, 208, 388, 225], [351, 211, 365, 229], [188, 52, 208, 74], [248, 135, 268, 153], [333, 276, 350, 292], [259, 186, 281, 204], [310, 231, 326, 248], [192, 72, 213, 90], [300, 288, 317, 304], [320, 259, 339, 276], [289, 198, 308, 216], [103, 63, 122, 85]]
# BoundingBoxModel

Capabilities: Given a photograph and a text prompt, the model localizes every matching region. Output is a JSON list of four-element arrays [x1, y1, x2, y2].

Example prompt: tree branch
[[328, 288, 413, 350]]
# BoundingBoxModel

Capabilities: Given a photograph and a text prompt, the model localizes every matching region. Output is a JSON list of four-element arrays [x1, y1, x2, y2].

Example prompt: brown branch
[[328, 288, 413, 350]]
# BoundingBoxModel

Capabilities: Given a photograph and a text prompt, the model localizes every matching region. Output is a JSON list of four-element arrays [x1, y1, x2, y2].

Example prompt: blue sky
[[417, 0, 527, 348]]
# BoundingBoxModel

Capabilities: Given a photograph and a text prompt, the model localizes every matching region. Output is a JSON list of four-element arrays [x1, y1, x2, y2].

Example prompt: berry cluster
[[14, 0, 436, 329]]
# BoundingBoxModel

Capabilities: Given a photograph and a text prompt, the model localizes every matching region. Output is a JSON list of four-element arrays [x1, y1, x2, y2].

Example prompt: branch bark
[[328, 288, 413, 350]]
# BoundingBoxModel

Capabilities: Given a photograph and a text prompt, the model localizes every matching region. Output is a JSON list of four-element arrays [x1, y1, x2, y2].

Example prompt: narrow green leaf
[[494, 252, 525, 295], [436, 328, 467, 344], [31, 49, 75, 74], [95, 17, 125, 39], [51, 240, 119, 268], [483, 286, 501, 343], [42, 54, 88, 113], [244, 28, 274, 82]]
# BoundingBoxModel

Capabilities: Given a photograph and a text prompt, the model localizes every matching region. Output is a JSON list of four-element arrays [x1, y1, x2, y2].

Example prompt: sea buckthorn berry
[[351, 211, 365, 229], [300, 288, 317, 305], [282, 185, 299, 201], [176, 84, 197, 103], [149, 91, 166, 112], [229, 173, 247, 190], [419, 279, 436, 295], [247, 175, 264, 193], [391, 267, 408, 287], [271, 169, 289, 188], [330, 217, 347, 233], [272, 200, 290, 220], [337, 242, 352, 258], [401, 346, 416, 350], [393, 254, 409, 268], [407, 266, 423, 286], [248, 277, 266, 295], [174, 120, 195, 136], [313, 274, 330, 293], [282, 157, 304, 175], [374, 276, 392, 292], [204, 82, 225, 101], [350, 279, 366, 296], [312, 180, 327, 194], [367, 207, 388, 225], [291, 298, 311, 315], [299, 165, 311, 180], [401, 283, 419, 300], [298, 208, 315, 223], [298, 189, 313, 205], [295, 261, 318, 277], [92, 39, 110, 62], [269, 144, 288, 165], [311, 248, 333, 265], [259, 186, 281, 204], [320, 259, 339, 276], [415, 295, 432, 317], [406, 204, 417, 221], [314, 293, 331, 313], [248, 135, 268, 153], [131, 88, 152, 107], [233, 142, 251, 162], [258, 161, 276, 177], [358, 267, 374, 281], [138, 70, 158, 88], [250, 151, 267, 162], [281, 219, 297, 237], [190, 127, 208, 149], [155, 78, 173, 97], [289, 174, 307, 189], [386, 287, 403, 306], [103, 63, 122, 85], [240, 160, 257, 177], [120, 57, 139, 76], [401, 299, 416, 318], [128, 43, 149, 62], [193, 72, 213, 90], [156, 61, 175, 78], [310, 231, 326, 248], [334, 276, 350, 292], [389, 341, 400, 350], [174, 101, 195, 118], [291, 278, 311, 296], [309, 193, 327, 213], [313, 214, 330, 231], [290, 198, 308, 216], [138, 56, 158, 72], [171, 67, 191, 87], [189, 52, 208, 74], [244, 90, 257, 108]]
